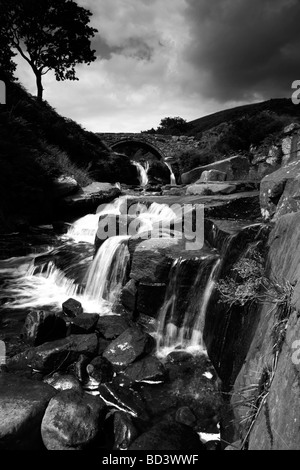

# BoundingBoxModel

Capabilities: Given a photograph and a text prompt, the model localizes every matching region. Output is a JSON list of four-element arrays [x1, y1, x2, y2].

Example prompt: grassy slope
[[0, 81, 135, 230], [186, 98, 300, 137]]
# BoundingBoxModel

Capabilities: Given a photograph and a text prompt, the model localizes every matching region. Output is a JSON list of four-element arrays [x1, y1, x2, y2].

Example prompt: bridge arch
[[110, 139, 165, 160]]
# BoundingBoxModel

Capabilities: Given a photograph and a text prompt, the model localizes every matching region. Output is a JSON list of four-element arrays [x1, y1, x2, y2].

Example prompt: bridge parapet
[[97, 133, 200, 160]]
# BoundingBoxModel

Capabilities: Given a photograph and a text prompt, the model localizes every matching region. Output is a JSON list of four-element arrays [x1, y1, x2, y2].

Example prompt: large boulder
[[181, 155, 250, 184], [112, 411, 139, 450], [122, 356, 166, 384], [260, 159, 300, 220], [103, 326, 155, 369], [96, 315, 131, 340], [52, 176, 79, 198], [41, 389, 104, 450], [8, 334, 98, 373], [198, 170, 227, 182], [59, 183, 121, 217], [186, 183, 237, 196], [98, 383, 149, 421], [129, 417, 206, 451], [0, 373, 56, 450], [21, 310, 66, 346], [66, 313, 99, 335]]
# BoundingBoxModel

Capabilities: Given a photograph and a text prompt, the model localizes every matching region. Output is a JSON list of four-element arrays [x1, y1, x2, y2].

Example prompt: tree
[[0, 35, 16, 81], [0, 0, 98, 100], [142, 116, 190, 135]]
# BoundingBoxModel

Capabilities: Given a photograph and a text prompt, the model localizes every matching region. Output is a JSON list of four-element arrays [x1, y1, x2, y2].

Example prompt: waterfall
[[84, 235, 130, 305], [156, 256, 221, 357], [132, 161, 149, 186], [164, 161, 176, 185]]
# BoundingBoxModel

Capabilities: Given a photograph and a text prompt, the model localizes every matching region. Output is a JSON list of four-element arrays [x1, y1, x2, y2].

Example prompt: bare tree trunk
[[36, 72, 43, 100]]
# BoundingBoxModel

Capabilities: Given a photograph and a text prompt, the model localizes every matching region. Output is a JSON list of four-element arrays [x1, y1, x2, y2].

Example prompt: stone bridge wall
[[97, 133, 201, 160]]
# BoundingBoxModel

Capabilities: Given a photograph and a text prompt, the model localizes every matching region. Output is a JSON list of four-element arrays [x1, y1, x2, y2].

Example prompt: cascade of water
[[84, 235, 130, 304], [164, 161, 176, 185], [132, 161, 149, 187], [156, 255, 221, 357]]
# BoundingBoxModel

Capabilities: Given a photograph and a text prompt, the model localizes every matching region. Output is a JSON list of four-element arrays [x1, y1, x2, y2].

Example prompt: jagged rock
[[175, 407, 197, 427], [205, 440, 221, 451], [96, 315, 130, 340], [8, 334, 98, 373], [66, 313, 99, 335], [86, 356, 114, 385], [198, 170, 227, 182], [98, 338, 112, 355], [103, 326, 155, 369], [60, 184, 121, 217], [182, 155, 250, 184], [98, 383, 149, 421], [62, 298, 83, 318], [122, 356, 166, 384], [186, 183, 237, 196], [129, 417, 206, 451], [136, 283, 166, 318], [44, 373, 82, 393], [0, 373, 56, 450], [129, 238, 182, 284], [73, 354, 90, 383], [224, 440, 242, 450], [112, 411, 139, 450], [21, 310, 66, 346], [260, 159, 300, 220], [52, 176, 79, 198], [41, 389, 104, 450], [120, 280, 137, 313]]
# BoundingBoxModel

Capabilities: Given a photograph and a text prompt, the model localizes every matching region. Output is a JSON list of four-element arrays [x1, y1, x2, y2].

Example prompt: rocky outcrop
[[198, 170, 227, 182], [260, 159, 300, 221], [58, 182, 121, 217], [182, 155, 250, 185]]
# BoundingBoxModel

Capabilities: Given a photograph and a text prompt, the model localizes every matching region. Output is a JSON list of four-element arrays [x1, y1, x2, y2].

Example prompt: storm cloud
[[13, 0, 300, 132], [184, 0, 300, 101]]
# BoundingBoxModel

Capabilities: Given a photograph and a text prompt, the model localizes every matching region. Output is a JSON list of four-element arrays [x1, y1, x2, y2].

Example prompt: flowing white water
[[84, 235, 130, 304], [164, 161, 176, 185], [132, 161, 149, 186], [156, 256, 221, 358]]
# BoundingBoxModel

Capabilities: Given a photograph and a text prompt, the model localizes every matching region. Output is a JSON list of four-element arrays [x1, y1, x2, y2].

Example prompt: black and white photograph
[[0, 0, 300, 453]]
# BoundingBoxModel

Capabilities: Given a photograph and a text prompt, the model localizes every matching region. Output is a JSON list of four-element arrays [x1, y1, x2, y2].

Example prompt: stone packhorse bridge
[[97, 133, 201, 161]]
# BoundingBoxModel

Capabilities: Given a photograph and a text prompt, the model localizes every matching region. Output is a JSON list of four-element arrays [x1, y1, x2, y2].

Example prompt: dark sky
[[15, 0, 300, 131]]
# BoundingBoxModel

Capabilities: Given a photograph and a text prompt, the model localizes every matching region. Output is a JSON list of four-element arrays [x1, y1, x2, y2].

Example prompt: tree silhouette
[[0, 0, 98, 100], [142, 116, 190, 135]]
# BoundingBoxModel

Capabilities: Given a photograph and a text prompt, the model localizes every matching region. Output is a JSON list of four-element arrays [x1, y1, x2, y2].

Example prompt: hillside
[[0, 80, 136, 230], [186, 98, 300, 138]]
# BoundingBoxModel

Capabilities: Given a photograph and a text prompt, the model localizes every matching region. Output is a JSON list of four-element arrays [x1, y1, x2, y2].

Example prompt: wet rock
[[182, 155, 250, 184], [86, 356, 114, 385], [21, 310, 67, 346], [98, 383, 149, 421], [136, 283, 166, 318], [166, 351, 195, 363], [103, 326, 155, 369], [198, 170, 227, 182], [0, 373, 56, 450], [44, 373, 82, 392], [129, 417, 206, 451], [113, 411, 139, 450], [73, 354, 90, 383], [98, 338, 112, 356], [129, 238, 182, 284], [175, 407, 197, 427], [41, 389, 104, 450], [122, 356, 166, 384], [96, 315, 130, 340], [224, 440, 242, 450], [205, 440, 221, 451], [120, 280, 137, 313], [8, 334, 98, 373], [260, 159, 300, 220], [52, 176, 79, 198], [186, 183, 237, 196], [62, 298, 83, 318], [66, 313, 99, 335]]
